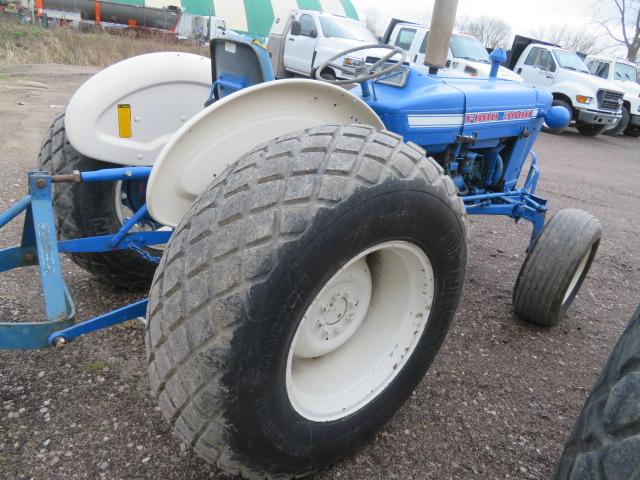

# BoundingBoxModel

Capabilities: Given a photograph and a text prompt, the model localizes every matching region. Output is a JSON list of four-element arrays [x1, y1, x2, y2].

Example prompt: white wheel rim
[[562, 249, 591, 305], [286, 241, 435, 422], [114, 180, 169, 252]]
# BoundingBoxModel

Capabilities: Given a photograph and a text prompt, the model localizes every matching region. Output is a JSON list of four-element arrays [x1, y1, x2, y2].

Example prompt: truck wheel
[[146, 124, 468, 479], [513, 209, 601, 327], [37, 113, 158, 289], [543, 99, 571, 134], [555, 305, 640, 480], [576, 124, 607, 136], [623, 121, 640, 138], [605, 106, 630, 136]]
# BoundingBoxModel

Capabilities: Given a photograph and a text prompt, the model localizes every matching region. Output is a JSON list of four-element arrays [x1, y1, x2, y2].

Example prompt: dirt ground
[[0, 65, 638, 480]]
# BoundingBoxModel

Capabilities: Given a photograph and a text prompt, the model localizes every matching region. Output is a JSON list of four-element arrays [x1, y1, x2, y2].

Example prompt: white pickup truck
[[268, 9, 382, 81], [509, 37, 624, 136], [584, 55, 640, 137], [382, 20, 522, 82]]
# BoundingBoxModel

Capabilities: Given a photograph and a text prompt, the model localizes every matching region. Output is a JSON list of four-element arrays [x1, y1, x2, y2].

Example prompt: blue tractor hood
[[361, 66, 552, 154]]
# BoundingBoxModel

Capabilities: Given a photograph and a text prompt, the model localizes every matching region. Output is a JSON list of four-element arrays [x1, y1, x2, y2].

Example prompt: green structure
[[106, 0, 359, 37]]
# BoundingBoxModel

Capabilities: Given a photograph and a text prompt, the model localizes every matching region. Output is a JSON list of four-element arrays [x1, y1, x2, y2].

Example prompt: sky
[[351, 0, 597, 39]]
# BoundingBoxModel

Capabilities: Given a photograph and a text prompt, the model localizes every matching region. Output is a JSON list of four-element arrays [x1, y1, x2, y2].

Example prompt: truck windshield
[[614, 62, 638, 82], [449, 34, 491, 63], [553, 50, 590, 73], [319, 16, 376, 43]]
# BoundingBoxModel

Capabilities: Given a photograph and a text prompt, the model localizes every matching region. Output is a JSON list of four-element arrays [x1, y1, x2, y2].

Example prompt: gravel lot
[[0, 65, 638, 480]]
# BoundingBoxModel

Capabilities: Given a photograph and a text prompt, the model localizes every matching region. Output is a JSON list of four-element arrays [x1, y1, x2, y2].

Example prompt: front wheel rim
[[285, 241, 435, 422], [562, 248, 592, 305]]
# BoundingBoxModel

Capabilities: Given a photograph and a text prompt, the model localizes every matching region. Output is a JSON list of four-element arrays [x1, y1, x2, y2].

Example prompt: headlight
[[576, 95, 592, 104], [464, 66, 478, 77], [343, 57, 364, 68]]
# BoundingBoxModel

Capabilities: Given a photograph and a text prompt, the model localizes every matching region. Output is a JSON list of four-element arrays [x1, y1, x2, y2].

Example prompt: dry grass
[[0, 17, 208, 66]]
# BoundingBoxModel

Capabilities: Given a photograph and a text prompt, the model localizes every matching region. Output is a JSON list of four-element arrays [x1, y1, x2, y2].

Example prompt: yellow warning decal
[[117, 104, 132, 138]]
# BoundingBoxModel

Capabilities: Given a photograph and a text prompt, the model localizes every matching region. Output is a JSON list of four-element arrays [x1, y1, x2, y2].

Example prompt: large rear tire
[[555, 305, 640, 480], [513, 209, 601, 326], [37, 113, 158, 289], [145, 124, 468, 478]]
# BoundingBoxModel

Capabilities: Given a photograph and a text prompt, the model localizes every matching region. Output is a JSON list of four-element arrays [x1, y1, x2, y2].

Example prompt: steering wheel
[[314, 44, 407, 85]]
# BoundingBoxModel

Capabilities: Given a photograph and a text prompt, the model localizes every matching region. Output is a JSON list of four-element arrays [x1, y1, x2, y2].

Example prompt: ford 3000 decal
[[465, 109, 539, 124]]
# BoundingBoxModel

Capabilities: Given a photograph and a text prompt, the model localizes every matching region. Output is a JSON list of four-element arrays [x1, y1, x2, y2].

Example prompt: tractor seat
[[207, 35, 275, 106]]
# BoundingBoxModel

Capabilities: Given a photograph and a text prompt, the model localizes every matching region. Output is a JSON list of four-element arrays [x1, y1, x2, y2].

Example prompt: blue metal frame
[[0, 168, 169, 350], [463, 151, 547, 246]]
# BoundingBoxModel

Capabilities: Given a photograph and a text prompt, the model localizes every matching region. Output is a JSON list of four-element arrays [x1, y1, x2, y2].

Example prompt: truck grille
[[597, 89, 624, 112]]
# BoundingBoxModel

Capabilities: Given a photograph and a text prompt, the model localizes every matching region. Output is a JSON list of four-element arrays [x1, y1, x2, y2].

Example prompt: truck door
[[414, 31, 430, 65], [518, 47, 556, 88], [392, 26, 418, 57], [284, 13, 319, 76]]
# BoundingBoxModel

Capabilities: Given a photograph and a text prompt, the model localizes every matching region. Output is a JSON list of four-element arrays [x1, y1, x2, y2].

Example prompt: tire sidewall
[[223, 181, 466, 473]]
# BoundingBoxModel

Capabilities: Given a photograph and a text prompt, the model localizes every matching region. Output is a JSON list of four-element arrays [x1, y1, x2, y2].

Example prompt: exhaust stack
[[424, 0, 459, 74]]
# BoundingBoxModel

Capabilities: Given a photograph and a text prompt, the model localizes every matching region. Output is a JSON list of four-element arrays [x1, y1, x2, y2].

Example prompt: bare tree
[[531, 24, 607, 55], [456, 16, 511, 49], [362, 8, 382, 39], [594, 0, 640, 61]]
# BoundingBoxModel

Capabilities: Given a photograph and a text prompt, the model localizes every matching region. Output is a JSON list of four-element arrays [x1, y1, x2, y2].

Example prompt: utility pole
[[424, 0, 459, 74]]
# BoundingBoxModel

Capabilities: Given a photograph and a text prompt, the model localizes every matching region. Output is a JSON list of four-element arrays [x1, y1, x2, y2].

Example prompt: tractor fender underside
[[146, 79, 385, 227], [65, 52, 211, 167]]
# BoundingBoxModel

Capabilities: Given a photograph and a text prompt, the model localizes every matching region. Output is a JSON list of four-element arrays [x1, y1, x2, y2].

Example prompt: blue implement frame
[[463, 151, 547, 247], [0, 168, 170, 350], [0, 155, 547, 350]]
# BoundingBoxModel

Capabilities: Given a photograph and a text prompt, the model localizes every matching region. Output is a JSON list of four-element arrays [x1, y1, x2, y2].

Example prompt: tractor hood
[[361, 66, 551, 154]]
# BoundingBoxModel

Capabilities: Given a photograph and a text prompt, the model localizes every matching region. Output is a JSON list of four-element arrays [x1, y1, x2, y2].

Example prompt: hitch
[[0, 168, 169, 349]]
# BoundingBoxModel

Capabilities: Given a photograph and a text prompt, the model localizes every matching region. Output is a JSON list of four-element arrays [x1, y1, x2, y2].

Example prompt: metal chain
[[128, 242, 162, 264]]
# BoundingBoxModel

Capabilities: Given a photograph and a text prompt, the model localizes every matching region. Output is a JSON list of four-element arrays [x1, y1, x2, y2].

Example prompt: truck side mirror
[[309, 29, 318, 38], [291, 21, 301, 36]]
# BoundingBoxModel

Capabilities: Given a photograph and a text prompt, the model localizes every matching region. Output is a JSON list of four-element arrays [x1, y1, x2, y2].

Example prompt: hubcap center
[[322, 295, 349, 326]]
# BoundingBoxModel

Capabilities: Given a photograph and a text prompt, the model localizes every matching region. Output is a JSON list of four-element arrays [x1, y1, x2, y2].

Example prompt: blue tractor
[[0, 29, 601, 480]]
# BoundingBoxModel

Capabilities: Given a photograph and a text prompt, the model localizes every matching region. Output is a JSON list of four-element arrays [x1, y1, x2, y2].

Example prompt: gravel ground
[[0, 65, 638, 480]]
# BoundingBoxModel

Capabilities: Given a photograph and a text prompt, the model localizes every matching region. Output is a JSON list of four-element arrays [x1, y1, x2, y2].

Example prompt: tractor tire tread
[[37, 112, 155, 289], [555, 305, 640, 480], [145, 124, 466, 479], [513, 209, 601, 326]]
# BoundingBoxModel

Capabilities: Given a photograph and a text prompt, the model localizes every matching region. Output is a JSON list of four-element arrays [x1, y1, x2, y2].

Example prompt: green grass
[[84, 360, 109, 373], [0, 16, 208, 66]]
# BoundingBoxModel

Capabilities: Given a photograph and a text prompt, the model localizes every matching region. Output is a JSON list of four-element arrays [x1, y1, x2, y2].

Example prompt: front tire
[[605, 107, 630, 136], [555, 305, 640, 480], [513, 209, 601, 326], [145, 125, 468, 478], [37, 113, 158, 289], [624, 118, 640, 138]]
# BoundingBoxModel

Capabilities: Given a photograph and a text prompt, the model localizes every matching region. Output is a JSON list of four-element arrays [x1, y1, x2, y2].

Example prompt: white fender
[[146, 79, 384, 227], [65, 52, 211, 166]]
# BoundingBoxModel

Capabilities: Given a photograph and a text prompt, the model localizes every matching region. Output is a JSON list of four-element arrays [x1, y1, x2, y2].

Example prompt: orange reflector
[[117, 104, 132, 138]]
